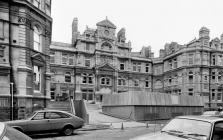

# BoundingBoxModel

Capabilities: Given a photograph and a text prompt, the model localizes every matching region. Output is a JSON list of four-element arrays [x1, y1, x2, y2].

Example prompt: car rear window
[[0, 123, 5, 138]]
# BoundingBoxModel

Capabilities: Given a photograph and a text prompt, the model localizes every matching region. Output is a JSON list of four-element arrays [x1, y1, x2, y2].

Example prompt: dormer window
[[86, 34, 90, 38]]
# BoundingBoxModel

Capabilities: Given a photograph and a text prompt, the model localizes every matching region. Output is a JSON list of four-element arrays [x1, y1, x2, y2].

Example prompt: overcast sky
[[51, 0, 223, 57]]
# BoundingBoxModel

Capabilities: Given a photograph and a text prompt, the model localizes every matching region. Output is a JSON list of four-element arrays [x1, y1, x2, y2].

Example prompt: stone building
[[50, 18, 223, 108], [50, 18, 153, 103], [0, 0, 52, 120]]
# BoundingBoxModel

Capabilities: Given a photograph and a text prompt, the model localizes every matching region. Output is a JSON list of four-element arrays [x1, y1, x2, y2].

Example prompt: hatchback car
[[0, 122, 32, 140], [132, 115, 223, 140], [5, 110, 84, 136]]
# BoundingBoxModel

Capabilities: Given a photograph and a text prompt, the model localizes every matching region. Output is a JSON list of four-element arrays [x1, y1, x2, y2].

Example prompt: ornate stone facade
[[50, 18, 223, 108], [0, 0, 52, 120]]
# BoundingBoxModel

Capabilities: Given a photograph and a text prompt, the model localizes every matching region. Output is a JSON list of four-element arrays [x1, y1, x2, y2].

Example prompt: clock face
[[104, 30, 109, 36]]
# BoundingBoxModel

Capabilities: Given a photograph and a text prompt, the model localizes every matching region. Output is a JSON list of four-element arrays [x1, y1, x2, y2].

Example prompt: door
[[26, 112, 51, 133], [48, 112, 72, 131]]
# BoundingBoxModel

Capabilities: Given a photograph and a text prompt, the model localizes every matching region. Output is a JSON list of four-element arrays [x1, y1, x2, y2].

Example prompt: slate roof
[[96, 18, 116, 29]]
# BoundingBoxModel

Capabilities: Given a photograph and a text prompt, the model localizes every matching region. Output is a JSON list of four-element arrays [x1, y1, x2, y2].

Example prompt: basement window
[[0, 46, 4, 57]]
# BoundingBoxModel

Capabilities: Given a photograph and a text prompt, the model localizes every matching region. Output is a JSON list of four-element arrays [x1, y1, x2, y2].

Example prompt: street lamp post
[[10, 82, 14, 120]]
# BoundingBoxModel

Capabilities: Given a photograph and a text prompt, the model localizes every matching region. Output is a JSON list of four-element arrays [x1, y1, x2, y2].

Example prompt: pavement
[[82, 106, 165, 131], [33, 125, 163, 140]]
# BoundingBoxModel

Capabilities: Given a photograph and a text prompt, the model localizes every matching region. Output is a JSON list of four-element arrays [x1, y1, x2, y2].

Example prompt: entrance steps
[[47, 101, 72, 113], [85, 102, 101, 111]]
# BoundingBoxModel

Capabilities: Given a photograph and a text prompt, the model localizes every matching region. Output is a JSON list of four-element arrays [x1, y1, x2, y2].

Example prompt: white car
[[0, 122, 32, 140], [132, 115, 223, 140]]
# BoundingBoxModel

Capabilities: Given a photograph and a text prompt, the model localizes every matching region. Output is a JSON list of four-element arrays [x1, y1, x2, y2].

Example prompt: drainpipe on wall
[[8, 0, 16, 120], [151, 62, 153, 92], [209, 52, 212, 108]]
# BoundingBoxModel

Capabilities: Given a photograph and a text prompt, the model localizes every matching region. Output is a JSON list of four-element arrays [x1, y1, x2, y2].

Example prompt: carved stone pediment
[[96, 63, 116, 71], [31, 53, 45, 66]]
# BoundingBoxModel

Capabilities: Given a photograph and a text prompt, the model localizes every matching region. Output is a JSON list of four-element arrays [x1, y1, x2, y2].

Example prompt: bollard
[[146, 122, 149, 128], [121, 122, 124, 130]]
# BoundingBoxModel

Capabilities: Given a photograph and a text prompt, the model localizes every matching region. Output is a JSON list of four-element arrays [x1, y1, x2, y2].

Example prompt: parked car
[[0, 122, 32, 140], [202, 111, 220, 116], [131, 115, 223, 140], [5, 110, 84, 136]]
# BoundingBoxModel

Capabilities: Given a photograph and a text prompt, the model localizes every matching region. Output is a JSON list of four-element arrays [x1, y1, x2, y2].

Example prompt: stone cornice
[[12, 0, 52, 21]]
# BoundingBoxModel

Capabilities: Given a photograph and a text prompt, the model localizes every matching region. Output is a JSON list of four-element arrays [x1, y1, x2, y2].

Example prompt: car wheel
[[63, 126, 73, 136]]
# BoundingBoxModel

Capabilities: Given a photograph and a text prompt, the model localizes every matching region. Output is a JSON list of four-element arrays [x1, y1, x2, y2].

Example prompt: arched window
[[101, 42, 112, 50], [168, 76, 172, 84], [82, 73, 93, 84], [34, 26, 41, 52], [188, 71, 193, 81], [65, 72, 71, 82], [145, 78, 149, 88], [100, 77, 111, 85]]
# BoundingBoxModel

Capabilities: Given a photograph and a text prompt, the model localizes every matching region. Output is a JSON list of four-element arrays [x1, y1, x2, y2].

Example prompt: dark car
[[5, 110, 84, 136], [132, 115, 223, 140], [0, 122, 32, 140]]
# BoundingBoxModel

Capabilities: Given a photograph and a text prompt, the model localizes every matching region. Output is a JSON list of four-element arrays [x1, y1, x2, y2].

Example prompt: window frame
[[133, 80, 139, 87], [82, 73, 93, 84], [65, 72, 71, 83], [33, 65, 41, 92], [33, 26, 41, 52], [0, 21, 4, 39], [62, 53, 68, 65], [188, 88, 193, 96], [188, 71, 193, 82], [0, 46, 4, 57], [50, 51, 55, 63], [32, 112, 45, 120], [118, 77, 126, 86], [137, 63, 141, 72], [188, 54, 194, 65], [212, 55, 216, 65], [33, 0, 40, 8], [145, 63, 149, 73], [100, 77, 111, 86], [133, 62, 137, 72], [85, 58, 91, 67], [120, 63, 125, 70], [68, 54, 74, 65], [145, 79, 149, 88], [86, 43, 90, 51]]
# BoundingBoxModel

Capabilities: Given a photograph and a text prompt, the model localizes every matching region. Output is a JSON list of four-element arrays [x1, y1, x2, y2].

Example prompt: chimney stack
[[72, 17, 78, 44]]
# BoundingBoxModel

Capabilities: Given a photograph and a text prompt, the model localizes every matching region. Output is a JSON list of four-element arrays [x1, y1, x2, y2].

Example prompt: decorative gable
[[31, 53, 45, 66], [96, 19, 116, 29], [96, 63, 117, 71]]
